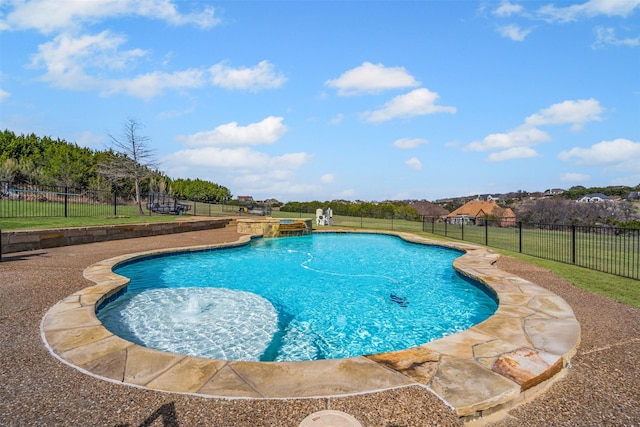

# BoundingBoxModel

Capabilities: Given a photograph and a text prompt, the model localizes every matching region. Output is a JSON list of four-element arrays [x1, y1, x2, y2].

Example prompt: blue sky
[[1, 0, 639, 202]]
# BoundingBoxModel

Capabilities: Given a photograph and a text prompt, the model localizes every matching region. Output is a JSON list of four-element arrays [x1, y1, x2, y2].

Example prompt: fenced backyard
[[1, 182, 638, 280]]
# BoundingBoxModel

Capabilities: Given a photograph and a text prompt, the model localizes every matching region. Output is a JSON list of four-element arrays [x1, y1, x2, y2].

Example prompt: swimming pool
[[98, 233, 498, 362]]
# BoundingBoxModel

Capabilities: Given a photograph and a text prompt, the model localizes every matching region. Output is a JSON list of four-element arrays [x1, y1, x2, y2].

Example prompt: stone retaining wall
[[237, 218, 312, 237], [0, 218, 234, 255]]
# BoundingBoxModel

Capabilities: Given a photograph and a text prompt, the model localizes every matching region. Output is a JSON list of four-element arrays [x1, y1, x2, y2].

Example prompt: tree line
[[0, 129, 231, 205], [281, 200, 421, 220]]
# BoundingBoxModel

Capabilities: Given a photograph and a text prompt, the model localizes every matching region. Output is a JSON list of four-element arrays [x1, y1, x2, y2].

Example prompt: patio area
[[1, 223, 638, 426]]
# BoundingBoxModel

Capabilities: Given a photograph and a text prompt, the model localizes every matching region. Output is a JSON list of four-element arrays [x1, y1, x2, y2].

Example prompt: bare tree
[[98, 118, 159, 215]]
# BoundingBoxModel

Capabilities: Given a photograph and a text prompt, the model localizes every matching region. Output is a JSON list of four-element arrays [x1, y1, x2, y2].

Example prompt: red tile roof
[[446, 201, 515, 218]]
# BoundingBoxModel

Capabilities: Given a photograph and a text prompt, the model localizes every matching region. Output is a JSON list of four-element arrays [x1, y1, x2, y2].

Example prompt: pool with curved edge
[[41, 230, 580, 420], [97, 233, 498, 362]]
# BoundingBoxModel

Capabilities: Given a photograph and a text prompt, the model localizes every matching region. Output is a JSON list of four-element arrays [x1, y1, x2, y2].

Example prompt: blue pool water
[[98, 233, 498, 362]]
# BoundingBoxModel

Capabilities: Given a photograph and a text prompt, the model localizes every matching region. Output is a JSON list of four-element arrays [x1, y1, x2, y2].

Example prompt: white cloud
[[493, 1, 525, 17], [162, 146, 315, 201], [393, 138, 428, 149], [177, 116, 288, 147], [560, 172, 591, 182], [536, 0, 640, 23], [165, 147, 312, 172], [105, 69, 205, 99], [321, 174, 335, 184], [329, 113, 344, 125], [0, 88, 10, 102], [524, 98, 604, 131], [1, 0, 219, 34], [466, 98, 604, 161], [27, 30, 205, 100], [325, 62, 420, 96], [361, 88, 456, 123], [30, 31, 147, 89], [466, 126, 551, 152], [592, 26, 640, 49], [558, 138, 640, 170], [487, 146, 539, 162], [497, 24, 532, 41], [28, 32, 288, 99], [405, 157, 423, 170], [209, 60, 287, 91]]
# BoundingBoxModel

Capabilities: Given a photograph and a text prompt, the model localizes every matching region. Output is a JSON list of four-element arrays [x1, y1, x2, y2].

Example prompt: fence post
[[64, 186, 68, 217], [0, 229, 3, 262], [485, 219, 489, 246], [445, 220, 448, 237], [461, 221, 464, 241], [432, 217, 435, 234], [571, 225, 576, 265], [113, 191, 118, 216], [518, 221, 523, 253]]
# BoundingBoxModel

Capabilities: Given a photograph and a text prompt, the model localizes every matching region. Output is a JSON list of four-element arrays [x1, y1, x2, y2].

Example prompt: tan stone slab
[[123, 345, 185, 386], [518, 282, 555, 296], [230, 357, 414, 398], [430, 356, 520, 417], [60, 334, 132, 366], [480, 281, 523, 294], [494, 303, 538, 318], [472, 339, 525, 368], [198, 364, 263, 397], [366, 346, 440, 385], [524, 317, 581, 357], [44, 325, 113, 353], [146, 356, 226, 393], [42, 305, 102, 332], [472, 315, 531, 348], [527, 295, 576, 318], [45, 295, 82, 315], [424, 328, 495, 359], [80, 348, 127, 381], [491, 347, 563, 391], [496, 293, 533, 307], [75, 280, 128, 297]]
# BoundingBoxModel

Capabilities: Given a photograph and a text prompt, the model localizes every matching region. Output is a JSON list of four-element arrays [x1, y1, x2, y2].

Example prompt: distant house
[[410, 200, 449, 220], [544, 188, 565, 197], [576, 193, 612, 203], [262, 198, 281, 205], [237, 196, 255, 203], [446, 200, 515, 226], [627, 191, 640, 201]]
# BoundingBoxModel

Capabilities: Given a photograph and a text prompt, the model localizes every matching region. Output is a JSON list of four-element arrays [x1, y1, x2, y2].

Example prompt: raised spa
[[97, 233, 497, 362]]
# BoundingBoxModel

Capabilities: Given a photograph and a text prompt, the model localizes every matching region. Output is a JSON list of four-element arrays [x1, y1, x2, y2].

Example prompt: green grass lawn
[[410, 230, 640, 309], [0, 215, 186, 230], [2, 214, 638, 308]]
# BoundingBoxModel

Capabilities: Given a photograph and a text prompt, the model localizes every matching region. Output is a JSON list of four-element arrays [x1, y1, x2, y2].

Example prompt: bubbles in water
[[101, 287, 279, 361]]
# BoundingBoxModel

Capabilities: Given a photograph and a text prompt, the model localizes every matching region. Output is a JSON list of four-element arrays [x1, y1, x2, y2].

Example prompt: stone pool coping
[[40, 230, 580, 421]]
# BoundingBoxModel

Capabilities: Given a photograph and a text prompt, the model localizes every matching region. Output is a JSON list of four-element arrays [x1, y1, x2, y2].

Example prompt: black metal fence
[[1, 182, 129, 217], [287, 209, 639, 280], [2, 184, 638, 280], [417, 217, 639, 280]]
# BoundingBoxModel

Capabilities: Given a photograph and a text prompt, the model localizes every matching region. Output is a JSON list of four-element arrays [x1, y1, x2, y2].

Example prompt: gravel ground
[[491, 258, 640, 427], [0, 227, 638, 426]]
